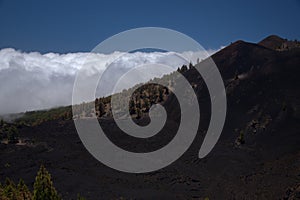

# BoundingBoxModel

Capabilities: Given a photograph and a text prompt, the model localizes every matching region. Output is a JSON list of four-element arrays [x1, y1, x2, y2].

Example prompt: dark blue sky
[[0, 0, 299, 53]]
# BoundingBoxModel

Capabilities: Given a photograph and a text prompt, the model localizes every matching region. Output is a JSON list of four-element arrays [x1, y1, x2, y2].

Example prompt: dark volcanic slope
[[1, 36, 300, 200]]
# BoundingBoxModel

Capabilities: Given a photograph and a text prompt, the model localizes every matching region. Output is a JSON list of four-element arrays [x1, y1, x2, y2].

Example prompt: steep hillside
[[1, 35, 300, 199]]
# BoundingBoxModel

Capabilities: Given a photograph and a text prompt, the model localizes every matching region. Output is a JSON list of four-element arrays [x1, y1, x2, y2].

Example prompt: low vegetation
[[0, 165, 86, 200], [15, 106, 72, 127], [15, 63, 195, 126], [0, 119, 19, 144]]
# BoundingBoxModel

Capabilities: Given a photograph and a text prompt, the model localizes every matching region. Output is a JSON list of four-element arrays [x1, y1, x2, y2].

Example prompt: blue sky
[[0, 0, 299, 53]]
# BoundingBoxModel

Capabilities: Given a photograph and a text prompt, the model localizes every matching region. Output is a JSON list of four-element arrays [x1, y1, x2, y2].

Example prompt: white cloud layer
[[0, 48, 219, 114]]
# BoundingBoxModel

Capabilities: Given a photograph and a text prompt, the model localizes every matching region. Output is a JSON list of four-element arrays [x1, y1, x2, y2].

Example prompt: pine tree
[[158, 88, 164, 102], [33, 165, 61, 200], [0, 183, 5, 200], [18, 179, 32, 200], [136, 108, 142, 119], [129, 100, 136, 115], [180, 65, 188, 73], [3, 178, 18, 200], [98, 102, 105, 117], [189, 62, 194, 69], [144, 98, 150, 112], [165, 87, 169, 95], [136, 100, 141, 109]]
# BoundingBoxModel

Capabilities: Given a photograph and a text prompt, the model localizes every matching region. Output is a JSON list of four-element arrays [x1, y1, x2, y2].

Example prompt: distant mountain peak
[[233, 40, 246, 44], [262, 35, 285, 41], [258, 35, 300, 51]]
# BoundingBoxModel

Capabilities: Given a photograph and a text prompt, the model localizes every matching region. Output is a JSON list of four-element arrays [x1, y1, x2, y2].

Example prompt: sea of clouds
[[0, 48, 219, 114]]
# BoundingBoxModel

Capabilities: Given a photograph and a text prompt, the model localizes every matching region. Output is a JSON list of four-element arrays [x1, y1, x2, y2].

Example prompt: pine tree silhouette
[[18, 179, 32, 200], [33, 165, 61, 200]]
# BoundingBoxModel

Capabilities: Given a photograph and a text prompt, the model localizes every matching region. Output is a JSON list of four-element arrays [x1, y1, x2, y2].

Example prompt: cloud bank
[[0, 48, 219, 114]]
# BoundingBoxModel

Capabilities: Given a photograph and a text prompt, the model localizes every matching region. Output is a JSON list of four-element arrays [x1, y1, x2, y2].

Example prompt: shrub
[[238, 130, 245, 144], [7, 126, 18, 144]]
